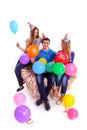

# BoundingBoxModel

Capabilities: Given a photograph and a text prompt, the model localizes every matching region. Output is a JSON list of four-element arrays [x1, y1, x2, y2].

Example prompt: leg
[[45, 73, 55, 96], [36, 73, 51, 111], [14, 60, 30, 91], [56, 74, 70, 105], [51, 74, 63, 100], [36, 73, 47, 101], [61, 74, 70, 94]]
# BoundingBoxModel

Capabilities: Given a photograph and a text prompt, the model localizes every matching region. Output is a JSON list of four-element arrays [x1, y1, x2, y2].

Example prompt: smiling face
[[42, 38, 50, 51], [34, 28, 39, 38]]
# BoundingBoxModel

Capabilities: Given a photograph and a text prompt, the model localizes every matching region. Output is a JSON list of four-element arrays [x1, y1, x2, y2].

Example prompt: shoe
[[16, 86, 24, 92], [44, 100, 51, 111], [36, 99, 43, 106], [51, 88, 59, 101], [56, 95, 65, 105]]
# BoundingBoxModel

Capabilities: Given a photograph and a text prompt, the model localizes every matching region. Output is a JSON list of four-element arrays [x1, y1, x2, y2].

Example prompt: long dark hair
[[29, 27, 39, 45]]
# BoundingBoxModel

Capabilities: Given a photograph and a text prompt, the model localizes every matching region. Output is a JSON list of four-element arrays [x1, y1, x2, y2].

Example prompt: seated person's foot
[[36, 99, 43, 106], [16, 86, 24, 92], [44, 100, 51, 111], [56, 95, 65, 105]]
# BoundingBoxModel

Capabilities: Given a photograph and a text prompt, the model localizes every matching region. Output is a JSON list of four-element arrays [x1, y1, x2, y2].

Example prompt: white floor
[[0, 0, 87, 129]]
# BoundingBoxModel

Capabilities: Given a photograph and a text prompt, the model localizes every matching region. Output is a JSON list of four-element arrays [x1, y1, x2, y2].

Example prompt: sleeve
[[71, 52, 75, 63]]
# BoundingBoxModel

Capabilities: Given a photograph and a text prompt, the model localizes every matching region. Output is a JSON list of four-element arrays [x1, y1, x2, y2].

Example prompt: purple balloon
[[19, 53, 30, 65], [14, 105, 31, 123]]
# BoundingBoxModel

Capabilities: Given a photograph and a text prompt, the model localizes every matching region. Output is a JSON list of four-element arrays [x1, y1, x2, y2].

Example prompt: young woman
[[15, 22, 45, 92], [53, 33, 75, 104]]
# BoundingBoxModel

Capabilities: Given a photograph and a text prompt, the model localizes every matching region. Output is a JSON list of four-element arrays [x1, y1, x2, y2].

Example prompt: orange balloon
[[27, 45, 39, 58]]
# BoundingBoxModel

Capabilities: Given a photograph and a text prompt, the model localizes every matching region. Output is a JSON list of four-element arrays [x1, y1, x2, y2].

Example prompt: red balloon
[[55, 51, 69, 64], [27, 45, 39, 58]]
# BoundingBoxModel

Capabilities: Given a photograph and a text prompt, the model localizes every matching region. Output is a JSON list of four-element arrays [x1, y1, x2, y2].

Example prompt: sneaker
[[44, 100, 51, 111], [36, 99, 43, 106], [56, 95, 65, 105], [16, 86, 24, 92]]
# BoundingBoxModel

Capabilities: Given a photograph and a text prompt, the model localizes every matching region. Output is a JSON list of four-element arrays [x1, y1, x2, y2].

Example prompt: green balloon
[[52, 62, 65, 75], [46, 62, 55, 73]]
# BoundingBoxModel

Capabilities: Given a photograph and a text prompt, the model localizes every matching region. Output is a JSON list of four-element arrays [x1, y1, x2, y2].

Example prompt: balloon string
[[26, 119, 34, 124], [63, 107, 68, 113]]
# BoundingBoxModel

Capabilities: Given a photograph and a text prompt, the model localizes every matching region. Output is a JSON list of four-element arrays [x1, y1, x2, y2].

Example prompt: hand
[[31, 58, 35, 63], [16, 42, 20, 47], [42, 33, 45, 39]]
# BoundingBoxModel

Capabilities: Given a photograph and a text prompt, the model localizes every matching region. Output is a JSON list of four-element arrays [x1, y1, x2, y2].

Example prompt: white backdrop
[[0, 0, 87, 129]]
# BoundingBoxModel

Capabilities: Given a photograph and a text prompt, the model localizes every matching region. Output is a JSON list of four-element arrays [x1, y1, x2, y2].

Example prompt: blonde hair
[[61, 39, 71, 62]]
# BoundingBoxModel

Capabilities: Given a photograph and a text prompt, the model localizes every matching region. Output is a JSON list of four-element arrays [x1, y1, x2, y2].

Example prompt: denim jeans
[[14, 60, 31, 86], [55, 74, 70, 94], [36, 72, 55, 101]]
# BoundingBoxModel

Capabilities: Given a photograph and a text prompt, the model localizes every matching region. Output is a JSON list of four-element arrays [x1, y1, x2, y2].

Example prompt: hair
[[41, 37, 50, 43], [29, 26, 39, 45], [61, 39, 71, 62]]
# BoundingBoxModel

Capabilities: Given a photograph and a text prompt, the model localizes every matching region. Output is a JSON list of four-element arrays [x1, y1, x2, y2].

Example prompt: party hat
[[63, 33, 69, 42], [27, 22, 35, 30]]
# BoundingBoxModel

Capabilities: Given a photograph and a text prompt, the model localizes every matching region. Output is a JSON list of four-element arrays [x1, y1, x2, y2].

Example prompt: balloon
[[63, 94, 75, 108], [14, 105, 31, 123], [66, 108, 78, 120], [19, 53, 30, 65], [9, 20, 18, 34], [13, 92, 26, 105], [52, 62, 65, 75], [55, 52, 69, 64], [46, 62, 55, 73], [27, 45, 39, 58], [39, 58, 47, 65], [32, 61, 46, 74], [65, 63, 77, 76]]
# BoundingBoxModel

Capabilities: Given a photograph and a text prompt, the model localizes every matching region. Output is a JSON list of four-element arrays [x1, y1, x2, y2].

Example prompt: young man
[[33, 37, 56, 111]]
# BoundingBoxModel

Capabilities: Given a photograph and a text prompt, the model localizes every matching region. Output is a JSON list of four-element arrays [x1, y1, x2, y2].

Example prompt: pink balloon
[[66, 108, 78, 120], [65, 63, 77, 76], [14, 92, 26, 105]]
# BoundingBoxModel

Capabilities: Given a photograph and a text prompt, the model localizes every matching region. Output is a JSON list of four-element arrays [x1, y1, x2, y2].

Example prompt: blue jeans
[[36, 72, 55, 101], [55, 74, 70, 94], [14, 60, 31, 86]]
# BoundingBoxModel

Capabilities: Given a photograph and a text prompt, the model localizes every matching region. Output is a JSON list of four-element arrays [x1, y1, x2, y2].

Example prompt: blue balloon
[[9, 20, 18, 34], [32, 61, 46, 74]]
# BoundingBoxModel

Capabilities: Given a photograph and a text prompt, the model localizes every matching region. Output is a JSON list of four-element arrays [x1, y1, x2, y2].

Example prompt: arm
[[71, 52, 75, 63], [16, 42, 26, 53], [16, 39, 30, 53]]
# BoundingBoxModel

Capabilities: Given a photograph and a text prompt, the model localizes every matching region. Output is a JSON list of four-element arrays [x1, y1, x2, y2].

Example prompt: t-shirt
[[34, 37, 42, 46], [35, 49, 56, 62]]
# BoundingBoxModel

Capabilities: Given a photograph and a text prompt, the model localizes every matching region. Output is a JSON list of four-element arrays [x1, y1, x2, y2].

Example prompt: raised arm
[[16, 39, 30, 53]]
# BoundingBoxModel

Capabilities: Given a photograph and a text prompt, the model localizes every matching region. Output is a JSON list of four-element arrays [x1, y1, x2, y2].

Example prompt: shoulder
[[49, 48, 56, 52], [71, 51, 75, 56], [49, 49, 56, 55]]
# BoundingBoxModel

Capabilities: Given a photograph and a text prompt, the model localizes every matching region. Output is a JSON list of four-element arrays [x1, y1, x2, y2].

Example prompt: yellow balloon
[[39, 58, 47, 65], [63, 94, 75, 108]]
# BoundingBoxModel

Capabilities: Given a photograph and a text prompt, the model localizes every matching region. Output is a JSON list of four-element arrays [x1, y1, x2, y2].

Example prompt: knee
[[36, 75, 42, 84], [14, 67, 17, 74], [14, 66, 19, 75]]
